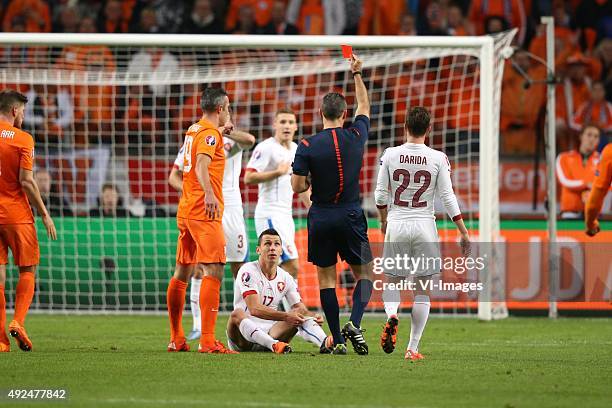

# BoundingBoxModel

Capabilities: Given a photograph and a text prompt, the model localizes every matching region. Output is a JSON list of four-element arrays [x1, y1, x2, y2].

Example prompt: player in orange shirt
[[0, 90, 57, 353], [585, 143, 612, 236], [166, 87, 237, 354], [555, 125, 601, 218]]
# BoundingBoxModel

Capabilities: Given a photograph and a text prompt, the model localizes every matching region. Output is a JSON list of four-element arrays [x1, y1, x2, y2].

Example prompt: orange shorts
[[0, 223, 40, 266], [176, 217, 225, 265]]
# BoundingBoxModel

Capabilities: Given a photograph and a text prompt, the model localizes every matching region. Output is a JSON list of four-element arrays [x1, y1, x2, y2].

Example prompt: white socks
[[190, 277, 202, 331], [383, 278, 431, 353], [383, 278, 401, 318], [408, 295, 430, 352], [239, 318, 277, 351], [297, 318, 327, 347]]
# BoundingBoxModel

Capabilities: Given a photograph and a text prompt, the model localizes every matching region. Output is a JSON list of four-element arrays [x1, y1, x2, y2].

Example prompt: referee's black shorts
[[307, 203, 373, 268]]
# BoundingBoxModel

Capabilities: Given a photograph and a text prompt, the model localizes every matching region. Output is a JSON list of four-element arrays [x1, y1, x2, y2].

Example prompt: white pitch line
[[88, 397, 430, 408], [426, 340, 612, 347]]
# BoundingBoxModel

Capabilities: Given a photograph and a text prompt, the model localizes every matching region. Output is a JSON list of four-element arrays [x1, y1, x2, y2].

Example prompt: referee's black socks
[[320, 288, 344, 345], [349, 279, 374, 328]]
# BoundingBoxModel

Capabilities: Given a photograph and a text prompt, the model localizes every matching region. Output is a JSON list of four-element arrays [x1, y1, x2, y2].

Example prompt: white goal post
[[0, 32, 515, 319]]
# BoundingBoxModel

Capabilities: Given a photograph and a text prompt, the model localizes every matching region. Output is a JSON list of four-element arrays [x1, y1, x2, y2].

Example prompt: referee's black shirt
[[293, 115, 370, 207]]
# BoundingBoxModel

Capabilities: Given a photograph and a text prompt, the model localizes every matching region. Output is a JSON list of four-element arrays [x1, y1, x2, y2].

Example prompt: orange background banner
[[295, 227, 612, 312]]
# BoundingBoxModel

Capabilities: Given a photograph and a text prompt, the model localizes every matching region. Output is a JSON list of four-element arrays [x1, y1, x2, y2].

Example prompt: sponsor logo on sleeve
[[205, 135, 217, 146], [241, 271, 251, 287]]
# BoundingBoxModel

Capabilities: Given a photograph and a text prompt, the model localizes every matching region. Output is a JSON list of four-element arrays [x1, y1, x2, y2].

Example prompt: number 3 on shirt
[[183, 136, 194, 173]]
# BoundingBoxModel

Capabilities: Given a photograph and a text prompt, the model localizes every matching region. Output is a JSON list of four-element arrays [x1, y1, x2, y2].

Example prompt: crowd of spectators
[[1, 1, 608, 40], [1, 0, 609, 150], [0, 0, 610, 216]]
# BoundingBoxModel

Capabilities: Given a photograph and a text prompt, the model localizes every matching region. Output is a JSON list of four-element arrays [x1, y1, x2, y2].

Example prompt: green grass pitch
[[1, 315, 611, 408]]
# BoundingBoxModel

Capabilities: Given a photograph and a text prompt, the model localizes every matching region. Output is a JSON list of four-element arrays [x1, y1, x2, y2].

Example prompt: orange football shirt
[[177, 118, 225, 221], [556, 150, 599, 213], [0, 119, 35, 224], [586, 143, 612, 229]]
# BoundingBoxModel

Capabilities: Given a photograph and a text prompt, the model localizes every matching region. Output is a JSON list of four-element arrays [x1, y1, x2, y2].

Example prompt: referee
[[291, 54, 373, 355]]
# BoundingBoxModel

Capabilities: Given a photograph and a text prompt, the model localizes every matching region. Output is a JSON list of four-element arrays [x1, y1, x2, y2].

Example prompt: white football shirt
[[233, 261, 301, 313], [174, 136, 244, 208], [374, 143, 461, 222], [246, 137, 297, 218]]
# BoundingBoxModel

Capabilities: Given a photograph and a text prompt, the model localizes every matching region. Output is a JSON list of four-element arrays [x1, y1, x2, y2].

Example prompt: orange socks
[[199, 276, 221, 346], [14, 272, 35, 325], [167, 277, 188, 341], [168, 275, 221, 346], [0, 284, 8, 345]]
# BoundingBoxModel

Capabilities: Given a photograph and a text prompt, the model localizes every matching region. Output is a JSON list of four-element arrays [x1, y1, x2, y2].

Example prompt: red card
[[341, 44, 353, 59]]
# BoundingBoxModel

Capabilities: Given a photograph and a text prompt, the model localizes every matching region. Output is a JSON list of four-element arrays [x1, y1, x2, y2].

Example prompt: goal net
[[0, 32, 515, 319]]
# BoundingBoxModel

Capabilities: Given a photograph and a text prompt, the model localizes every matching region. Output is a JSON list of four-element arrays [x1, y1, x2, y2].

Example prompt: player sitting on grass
[[226, 229, 333, 354]]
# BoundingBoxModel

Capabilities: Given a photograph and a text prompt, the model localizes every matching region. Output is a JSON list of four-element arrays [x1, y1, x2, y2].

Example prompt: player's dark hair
[[200, 87, 228, 113], [0, 89, 28, 114], [275, 108, 297, 119], [580, 124, 601, 137], [101, 183, 118, 193], [405, 107, 431, 137], [258, 228, 282, 245], [321, 92, 347, 120], [484, 15, 509, 34]]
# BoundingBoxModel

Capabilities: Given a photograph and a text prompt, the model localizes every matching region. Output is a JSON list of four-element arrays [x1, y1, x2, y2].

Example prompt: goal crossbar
[[0, 33, 494, 49]]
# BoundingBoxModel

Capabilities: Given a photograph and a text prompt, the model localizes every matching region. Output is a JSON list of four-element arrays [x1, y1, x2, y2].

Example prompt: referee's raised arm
[[351, 54, 370, 119], [291, 52, 374, 355]]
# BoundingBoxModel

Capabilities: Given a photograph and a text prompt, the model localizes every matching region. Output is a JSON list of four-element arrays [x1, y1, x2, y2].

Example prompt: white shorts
[[223, 206, 248, 263], [255, 214, 298, 261], [383, 219, 441, 278], [227, 317, 276, 352]]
